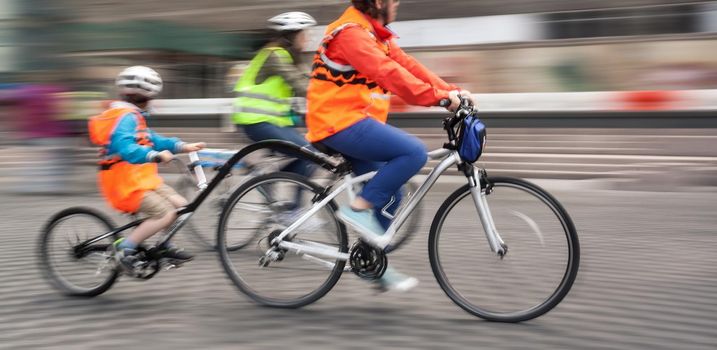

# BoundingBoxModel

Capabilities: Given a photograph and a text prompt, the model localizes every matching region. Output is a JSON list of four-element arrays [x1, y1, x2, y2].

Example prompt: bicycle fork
[[467, 171, 507, 257]]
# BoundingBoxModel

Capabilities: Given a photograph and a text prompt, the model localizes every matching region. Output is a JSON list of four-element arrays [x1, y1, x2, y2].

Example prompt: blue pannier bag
[[457, 114, 486, 163]]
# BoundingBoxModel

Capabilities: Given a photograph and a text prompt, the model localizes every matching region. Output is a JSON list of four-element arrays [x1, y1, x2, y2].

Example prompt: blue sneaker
[[112, 238, 140, 272], [337, 206, 387, 245], [374, 266, 419, 293]]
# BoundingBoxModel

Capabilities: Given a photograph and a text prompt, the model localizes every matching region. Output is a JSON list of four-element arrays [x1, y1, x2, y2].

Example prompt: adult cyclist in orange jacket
[[306, 0, 474, 292]]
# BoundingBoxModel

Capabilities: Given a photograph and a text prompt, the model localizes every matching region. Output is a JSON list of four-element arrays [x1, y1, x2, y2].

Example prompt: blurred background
[[1, 0, 717, 191], [0, 1, 715, 349], [5, 0, 717, 96]]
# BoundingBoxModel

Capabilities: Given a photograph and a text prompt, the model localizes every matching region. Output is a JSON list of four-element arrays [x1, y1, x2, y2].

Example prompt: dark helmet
[[352, 0, 397, 24]]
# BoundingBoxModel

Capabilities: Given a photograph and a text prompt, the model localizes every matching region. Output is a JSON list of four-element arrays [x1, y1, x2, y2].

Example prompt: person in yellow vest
[[88, 66, 205, 272], [307, 0, 475, 292], [233, 12, 317, 179]]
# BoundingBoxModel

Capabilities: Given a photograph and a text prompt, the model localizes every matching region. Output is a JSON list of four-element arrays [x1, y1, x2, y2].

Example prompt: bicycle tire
[[39, 207, 120, 297], [428, 176, 580, 322], [217, 172, 349, 308]]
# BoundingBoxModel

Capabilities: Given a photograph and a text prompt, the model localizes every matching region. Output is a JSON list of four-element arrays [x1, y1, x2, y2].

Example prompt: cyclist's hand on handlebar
[[459, 90, 476, 107], [182, 142, 206, 153], [445, 90, 462, 112], [154, 150, 174, 163], [440, 90, 476, 112]]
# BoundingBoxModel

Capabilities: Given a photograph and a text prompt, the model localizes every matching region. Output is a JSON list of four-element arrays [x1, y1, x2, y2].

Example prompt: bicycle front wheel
[[429, 177, 579, 322], [39, 207, 119, 297], [217, 172, 348, 308]]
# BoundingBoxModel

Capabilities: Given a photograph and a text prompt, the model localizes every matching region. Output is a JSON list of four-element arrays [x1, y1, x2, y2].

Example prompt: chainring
[[349, 240, 387, 280]]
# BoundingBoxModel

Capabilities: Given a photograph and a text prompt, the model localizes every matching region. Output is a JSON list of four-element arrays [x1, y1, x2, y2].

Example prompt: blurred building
[[57, 0, 708, 31], [0, 0, 21, 75], [21, 0, 717, 96]]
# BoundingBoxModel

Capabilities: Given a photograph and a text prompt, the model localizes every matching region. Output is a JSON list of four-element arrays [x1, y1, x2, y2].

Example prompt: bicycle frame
[[269, 147, 507, 263]]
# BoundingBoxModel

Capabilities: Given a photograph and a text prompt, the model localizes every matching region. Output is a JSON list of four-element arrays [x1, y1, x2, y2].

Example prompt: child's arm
[[110, 114, 159, 164], [148, 129, 184, 154], [149, 129, 205, 154]]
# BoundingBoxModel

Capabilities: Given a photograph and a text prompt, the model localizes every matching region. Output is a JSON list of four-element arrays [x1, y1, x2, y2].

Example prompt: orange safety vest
[[88, 107, 163, 213], [306, 6, 392, 142]]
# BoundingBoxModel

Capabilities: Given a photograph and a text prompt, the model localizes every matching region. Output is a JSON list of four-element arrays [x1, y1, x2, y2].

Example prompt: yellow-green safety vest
[[233, 47, 294, 127]]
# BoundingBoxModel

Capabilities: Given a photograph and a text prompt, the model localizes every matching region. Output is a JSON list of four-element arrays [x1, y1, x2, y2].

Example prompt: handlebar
[[442, 96, 477, 146], [444, 96, 475, 128]]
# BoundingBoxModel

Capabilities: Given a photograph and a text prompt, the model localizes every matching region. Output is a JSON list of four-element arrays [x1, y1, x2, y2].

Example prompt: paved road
[[0, 181, 716, 349]]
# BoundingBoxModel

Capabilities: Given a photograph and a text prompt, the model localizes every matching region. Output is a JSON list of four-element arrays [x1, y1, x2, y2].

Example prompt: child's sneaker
[[112, 238, 141, 272]]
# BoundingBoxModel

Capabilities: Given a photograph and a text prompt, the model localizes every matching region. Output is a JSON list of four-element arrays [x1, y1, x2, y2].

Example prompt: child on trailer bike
[[88, 66, 206, 272], [306, 0, 475, 292]]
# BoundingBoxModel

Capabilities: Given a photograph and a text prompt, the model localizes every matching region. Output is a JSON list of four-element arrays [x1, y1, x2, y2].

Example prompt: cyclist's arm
[[329, 27, 450, 106], [388, 41, 458, 92], [262, 50, 309, 97], [148, 129, 184, 154], [109, 114, 158, 164]]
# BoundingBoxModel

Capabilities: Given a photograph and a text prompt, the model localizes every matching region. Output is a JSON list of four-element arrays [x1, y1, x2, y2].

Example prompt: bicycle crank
[[349, 240, 387, 280]]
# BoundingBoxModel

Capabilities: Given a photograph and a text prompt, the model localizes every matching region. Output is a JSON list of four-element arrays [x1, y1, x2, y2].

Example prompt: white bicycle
[[216, 99, 580, 322]]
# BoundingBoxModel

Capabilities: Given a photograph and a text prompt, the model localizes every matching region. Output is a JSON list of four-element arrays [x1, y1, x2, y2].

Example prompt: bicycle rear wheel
[[39, 207, 119, 297], [429, 177, 579, 322], [217, 172, 348, 308]]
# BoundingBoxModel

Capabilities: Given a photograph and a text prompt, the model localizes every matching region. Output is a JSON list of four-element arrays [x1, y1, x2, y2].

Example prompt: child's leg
[[154, 184, 188, 209], [125, 188, 177, 246], [143, 185, 195, 261]]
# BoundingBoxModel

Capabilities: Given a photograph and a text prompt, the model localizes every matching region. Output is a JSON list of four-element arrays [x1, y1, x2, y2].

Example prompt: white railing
[[148, 90, 717, 116]]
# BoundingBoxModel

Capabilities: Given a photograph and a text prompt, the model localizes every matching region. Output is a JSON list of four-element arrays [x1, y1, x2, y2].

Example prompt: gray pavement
[[1, 180, 716, 349]]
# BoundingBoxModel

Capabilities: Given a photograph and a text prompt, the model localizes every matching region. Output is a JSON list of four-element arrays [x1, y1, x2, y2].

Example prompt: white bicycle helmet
[[115, 66, 163, 97], [267, 12, 317, 31]]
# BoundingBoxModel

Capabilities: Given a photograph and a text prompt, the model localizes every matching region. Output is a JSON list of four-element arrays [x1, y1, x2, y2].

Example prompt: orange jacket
[[306, 6, 456, 142], [89, 107, 162, 213]]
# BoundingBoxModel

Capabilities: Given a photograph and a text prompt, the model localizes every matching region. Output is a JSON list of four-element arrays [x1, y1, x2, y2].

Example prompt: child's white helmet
[[116, 66, 163, 98]]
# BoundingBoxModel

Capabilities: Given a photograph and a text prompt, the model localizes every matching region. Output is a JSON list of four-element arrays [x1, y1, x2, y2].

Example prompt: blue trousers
[[322, 118, 427, 229], [241, 122, 316, 178]]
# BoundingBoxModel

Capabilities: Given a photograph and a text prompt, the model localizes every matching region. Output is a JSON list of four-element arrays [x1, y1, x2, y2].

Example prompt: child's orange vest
[[88, 108, 162, 213]]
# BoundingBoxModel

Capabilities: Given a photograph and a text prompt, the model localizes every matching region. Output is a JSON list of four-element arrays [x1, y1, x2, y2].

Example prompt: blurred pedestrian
[[8, 82, 73, 194]]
